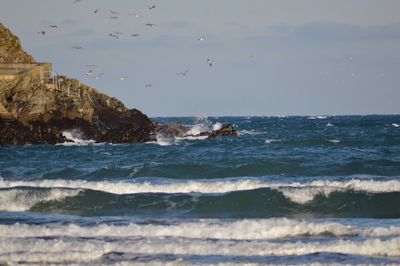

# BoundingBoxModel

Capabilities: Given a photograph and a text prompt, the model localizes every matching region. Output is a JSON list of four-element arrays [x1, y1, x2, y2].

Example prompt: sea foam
[[1, 219, 400, 264], [2, 178, 400, 205]]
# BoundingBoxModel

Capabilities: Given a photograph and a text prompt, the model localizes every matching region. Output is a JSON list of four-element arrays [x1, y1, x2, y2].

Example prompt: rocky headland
[[0, 22, 237, 146]]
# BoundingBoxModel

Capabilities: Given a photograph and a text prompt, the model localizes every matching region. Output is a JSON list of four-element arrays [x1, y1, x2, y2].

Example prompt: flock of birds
[[35, 1, 220, 89]]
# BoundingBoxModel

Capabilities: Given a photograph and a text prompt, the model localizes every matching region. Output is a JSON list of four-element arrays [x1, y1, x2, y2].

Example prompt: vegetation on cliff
[[0, 22, 35, 64]]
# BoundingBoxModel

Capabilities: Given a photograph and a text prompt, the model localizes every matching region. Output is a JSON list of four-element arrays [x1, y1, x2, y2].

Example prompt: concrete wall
[[0, 63, 52, 81]]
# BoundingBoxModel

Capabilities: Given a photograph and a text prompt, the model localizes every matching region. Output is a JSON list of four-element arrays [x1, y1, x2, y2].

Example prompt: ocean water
[[1, 115, 400, 265]]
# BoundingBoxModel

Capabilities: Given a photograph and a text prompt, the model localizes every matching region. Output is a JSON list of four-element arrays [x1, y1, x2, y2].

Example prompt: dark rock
[[207, 124, 238, 138], [156, 123, 189, 138]]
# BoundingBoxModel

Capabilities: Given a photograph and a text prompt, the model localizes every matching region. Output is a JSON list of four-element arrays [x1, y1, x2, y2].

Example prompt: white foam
[[1, 219, 400, 264], [280, 187, 339, 204], [59, 130, 96, 146], [186, 116, 210, 136], [326, 122, 334, 127], [309, 115, 327, 120], [392, 123, 400, 128], [2, 178, 400, 205], [265, 139, 280, 144], [175, 135, 208, 141], [329, 139, 340, 143], [212, 122, 223, 131], [0, 188, 80, 211], [238, 130, 266, 136], [2, 218, 400, 240], [155, 134, 175, 146]]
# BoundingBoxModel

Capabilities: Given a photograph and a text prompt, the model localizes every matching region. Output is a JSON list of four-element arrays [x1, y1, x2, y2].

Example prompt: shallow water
[[1, 115, 400, 265]]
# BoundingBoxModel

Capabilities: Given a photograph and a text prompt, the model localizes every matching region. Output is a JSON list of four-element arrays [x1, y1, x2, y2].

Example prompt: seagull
[[110, 10, 120, 15], [113, 31, 123, 35], [132, 13, 143, 18], [207, 58, 213, 67], [85, 70, 92, 76], [120, 76, 128, 81], [109, 16, 119, 20], [108, 33, 119, 39], [130, 33, 140, 37], [72, 46, 83, 50], [177, 69, 190, 77], [94, 9, 100, 13], [147, 5, 156, 10], [144, 23, 156, 27], [37, 31, 46, 35], [145, 83, 152, 88], [48, 25, 58, 28], [85, 64, 98, 68], [197, 37, 204, 41]]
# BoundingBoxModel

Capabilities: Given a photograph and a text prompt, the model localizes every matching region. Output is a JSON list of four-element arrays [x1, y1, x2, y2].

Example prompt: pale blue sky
[[1, 0, 400, 116]]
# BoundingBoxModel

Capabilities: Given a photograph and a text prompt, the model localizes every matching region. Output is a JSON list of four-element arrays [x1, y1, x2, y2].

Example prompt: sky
[[1, 0, 400, 116]]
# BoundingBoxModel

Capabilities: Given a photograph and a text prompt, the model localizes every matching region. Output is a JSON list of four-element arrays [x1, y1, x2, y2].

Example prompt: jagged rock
[[156, 123, 189, 138], [207, 124, 238, 138]]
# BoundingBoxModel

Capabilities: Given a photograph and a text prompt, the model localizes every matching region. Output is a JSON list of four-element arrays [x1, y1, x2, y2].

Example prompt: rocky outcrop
[[156, 123, 189, 138], [0, 22, 155, 145], [207, 124, 238, 138], [155, 123, 238, 139]]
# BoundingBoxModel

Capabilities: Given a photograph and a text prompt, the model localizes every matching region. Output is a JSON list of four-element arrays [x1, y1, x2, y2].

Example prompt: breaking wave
[[2, 178, 400, 218]]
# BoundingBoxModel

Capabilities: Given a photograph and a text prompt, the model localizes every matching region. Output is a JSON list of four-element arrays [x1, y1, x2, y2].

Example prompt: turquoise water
[[1, 115, 400, 265]]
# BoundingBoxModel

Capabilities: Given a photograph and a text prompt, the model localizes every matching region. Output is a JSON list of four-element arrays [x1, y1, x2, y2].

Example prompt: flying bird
[[110, 10, 120, 15], [177, 69, 190, 77], [109, 16, 119, 20], [72, 46, 83, 50], [94, 9, 100, 13], [207, 58, 213, 67], [120, 76, 128, 81], [144, 23, 156, 27], [37, 31, 46, 35], [197, 37, 204, 41], [108, 33, 119, 39], [85, 64, 98, 68], [130, 33, 140, 37], [145, 84, 152, 88], [147, 5, 156, 10], [48, 25, 58, 28], [85, 70, 93, 76]]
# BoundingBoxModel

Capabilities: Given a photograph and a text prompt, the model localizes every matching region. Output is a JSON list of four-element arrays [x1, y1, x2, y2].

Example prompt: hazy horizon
[[1, 0, 400, 116]]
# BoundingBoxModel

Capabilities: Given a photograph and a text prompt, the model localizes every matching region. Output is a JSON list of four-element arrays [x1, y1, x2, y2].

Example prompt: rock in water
[[207, 124, 238, 138]]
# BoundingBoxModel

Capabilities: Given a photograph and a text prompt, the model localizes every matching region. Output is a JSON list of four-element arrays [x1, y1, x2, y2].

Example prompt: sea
[[1, 115, 400, 265]]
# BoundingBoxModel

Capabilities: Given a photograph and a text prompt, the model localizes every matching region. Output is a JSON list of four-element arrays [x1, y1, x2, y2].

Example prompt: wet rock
[[207, 124, 238, 138], [156, 123, 189, 138]]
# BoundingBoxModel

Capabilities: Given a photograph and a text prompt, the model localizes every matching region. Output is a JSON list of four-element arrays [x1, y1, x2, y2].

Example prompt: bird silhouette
[[177, 69, 190, 77]]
